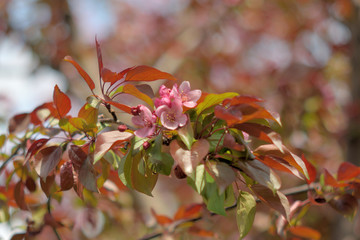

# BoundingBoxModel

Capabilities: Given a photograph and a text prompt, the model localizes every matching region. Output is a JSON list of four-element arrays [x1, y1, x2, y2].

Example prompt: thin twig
[[138, 183, 319, 240], [47, 196, 61, 240]]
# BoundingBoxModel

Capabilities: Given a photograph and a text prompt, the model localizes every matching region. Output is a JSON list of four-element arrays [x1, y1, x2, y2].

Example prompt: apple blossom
[[131, 105, 157, 137]]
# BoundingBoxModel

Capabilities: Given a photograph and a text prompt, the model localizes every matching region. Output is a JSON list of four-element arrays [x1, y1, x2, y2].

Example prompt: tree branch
[[138, 183, 319, 240]]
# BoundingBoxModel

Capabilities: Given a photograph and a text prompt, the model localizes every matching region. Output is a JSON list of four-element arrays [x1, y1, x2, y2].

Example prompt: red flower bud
[[118, 124, 127, 132], [143, 141, 151, 150]]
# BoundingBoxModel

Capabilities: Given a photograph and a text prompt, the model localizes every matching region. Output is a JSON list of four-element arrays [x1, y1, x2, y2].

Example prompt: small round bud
[[174, 165, 187, 179], [143, 141, 151, 150], [118, 124, 127, 132]]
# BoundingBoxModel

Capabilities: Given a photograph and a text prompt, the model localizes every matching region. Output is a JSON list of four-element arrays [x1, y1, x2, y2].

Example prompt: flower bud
[[131, 106, 140, 116], [143, 141, 151, 150], [117, 124, 127, 132], [174, 164, 186, 179]]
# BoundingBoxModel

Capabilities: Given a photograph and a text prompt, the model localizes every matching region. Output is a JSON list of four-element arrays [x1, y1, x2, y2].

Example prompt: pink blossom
[[155, 100, 187, 130], [155, 85, 171, 107], [131, 105, 157, 138], [172, 81, 201, 108]]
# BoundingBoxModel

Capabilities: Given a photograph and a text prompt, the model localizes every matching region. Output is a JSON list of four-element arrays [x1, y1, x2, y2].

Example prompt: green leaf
[[147, 135, 174, 175], [86, 96, 101, 108], [188, 164, 206, 194], [196, 92, 238, 115], [130, 153, 158, 196], [118, 148, 133, 188], [178, 121, 194, 150], [207, 162, 236, 194], [59, 118, 78, 134], [237, 191, 256, 239], [109, 85, 124, 98], [204, 172, 226, 215]]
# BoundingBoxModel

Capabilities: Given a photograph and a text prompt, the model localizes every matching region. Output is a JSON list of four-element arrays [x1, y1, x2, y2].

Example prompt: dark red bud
[[131, 106, 140, 116], [174, 165, 187, 179], [118, 124, 127, 132], [143, 141, 151, 150]]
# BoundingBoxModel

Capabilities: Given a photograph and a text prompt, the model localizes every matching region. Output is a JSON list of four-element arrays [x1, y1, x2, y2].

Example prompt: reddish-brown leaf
[[25, 177, 37, 192], [324, 169, 348, 187], [302, 155, 317, 184], [251, 184, 290, 220], [60, 161, 74, 191], [174, 204, 203, 220], [10, 233, 26, 240], [106, 101, 132, 114], [53, 85, 71, 118], [25, 138, 49, 162], [329, 194, 358, 217], [102, 68, 123, 84], [36, 146, 62, 179], [95, 36, 103, 79], [151, 209, 173, 226], [189, 226, 215, 237], [223, 95, 263, 106], [8, 113, 30, 134], [254, 144, 309, 180], [256, 155, 303, 179], [289, 226, 321, 240], [40, 174, 56, 197], [14, 181, 28, 210], [125, 65, 176, 82], [79, 154, 98, 192], [233, 123, 283, 152], [30, 102, 55, 125], [73, 172, 84, 199], [337, 162, 360, 181], [122, 84, 154, 107], [68, 145, 88, 171], [94, 131, 133, 163], [64, 56, 95, 90]]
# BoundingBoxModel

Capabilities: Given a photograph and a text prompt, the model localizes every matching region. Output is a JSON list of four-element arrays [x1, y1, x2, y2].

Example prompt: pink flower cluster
[[131, 81, 201, 138]]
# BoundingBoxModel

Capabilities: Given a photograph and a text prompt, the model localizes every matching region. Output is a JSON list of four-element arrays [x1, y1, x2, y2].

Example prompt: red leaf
[[60, 161, 74, 191], [174, 204, 203, 220], [254, 144, 309, 180], [94, 131, 133, 163], [329, 194, 358, 217], [30, 102, 56, 125], [95, 36, 103, 79], [151, 209, 173, 226], [324, 169, 348, 187], [251, 184, 290, 220], [14, 181, 28, 210], [125, 65, 176, 82], [233, 123, 284, 152], [106, 101, 132, 114], [122, 84, 154, 107], [189, 226, 214, 237], [64, 56, 95, 90], [8, 113, 30, 134], [102, 68, 123, 84], [337, 162, 360, 181], [79, 154, 98, 192], [302, 155, 317, 184], [40, 174, 56, 197], [25, 138, 49, 162], [36, 146, 62, 179], [68, 145, 88, 171], [257, 155, 303, 179], [53, 85, 71, 118], [289, 226, 321, 240], [223, 95, 263, 106], [25, 177, 37, 192]]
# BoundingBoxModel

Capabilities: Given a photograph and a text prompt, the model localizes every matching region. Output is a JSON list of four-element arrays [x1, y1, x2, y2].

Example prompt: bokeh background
[[1, 0, 360, 239]]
